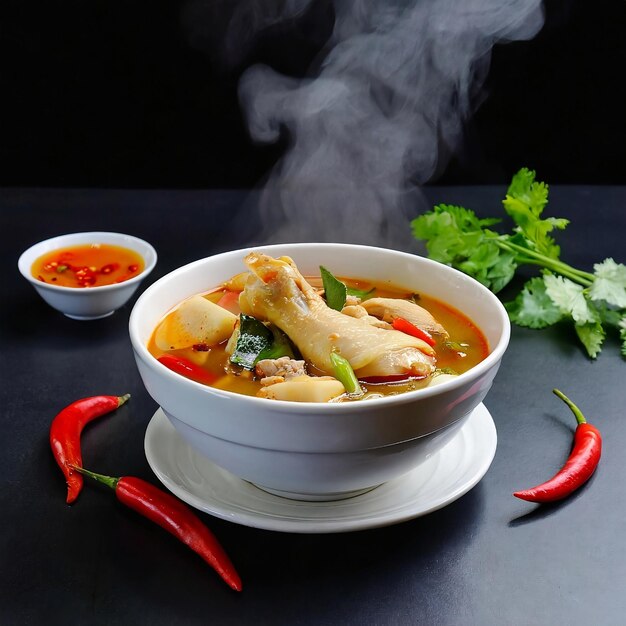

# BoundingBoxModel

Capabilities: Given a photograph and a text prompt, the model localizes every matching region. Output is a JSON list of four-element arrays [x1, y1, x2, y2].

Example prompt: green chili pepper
[[330, 351, 362, 395]]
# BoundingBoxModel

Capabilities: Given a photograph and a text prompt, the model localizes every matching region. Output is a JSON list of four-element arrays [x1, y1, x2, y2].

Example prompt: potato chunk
[[257, 375, 345, 402], [155, 295, 237, 350]]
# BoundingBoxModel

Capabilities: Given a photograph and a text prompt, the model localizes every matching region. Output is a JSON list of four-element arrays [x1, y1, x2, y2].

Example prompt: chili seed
[[100, 263, 120, 274]]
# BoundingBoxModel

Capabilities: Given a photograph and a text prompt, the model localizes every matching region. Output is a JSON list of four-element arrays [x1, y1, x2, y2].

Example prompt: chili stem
[[118, 393, 131, 407], [70, 465, 120, 490], [552, 388, 587, 425]]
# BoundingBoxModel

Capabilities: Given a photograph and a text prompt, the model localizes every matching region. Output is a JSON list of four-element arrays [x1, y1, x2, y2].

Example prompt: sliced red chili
[[513, 389, 602, 503], [392, 317, 436, 347], [49, 394, 130, 504], [157, 354, 219, 386], [359, 374, 415, 384], [128, 263, 139, 273], [74, 266, 97, 286], [100, 263, 120, 275], [72, 467, 242, 591]]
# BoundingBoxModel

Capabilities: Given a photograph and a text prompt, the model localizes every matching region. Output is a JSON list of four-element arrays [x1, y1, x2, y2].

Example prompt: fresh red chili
[[513, 389, 602, 503], [359, 374, 415, 384], [73, 466, 242, 591], [391, 317, 436, 347], [157, 354, 219, 386], [50, 394, 130, 504]]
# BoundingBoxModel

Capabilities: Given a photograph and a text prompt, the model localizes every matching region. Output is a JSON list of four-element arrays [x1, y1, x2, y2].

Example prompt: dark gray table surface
[[1, 186, 625, 625]]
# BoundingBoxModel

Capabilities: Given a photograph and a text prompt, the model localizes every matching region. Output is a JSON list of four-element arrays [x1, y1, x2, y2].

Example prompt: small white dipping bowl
[[18, 231, 157, 320], [130, 243, 510, 501]]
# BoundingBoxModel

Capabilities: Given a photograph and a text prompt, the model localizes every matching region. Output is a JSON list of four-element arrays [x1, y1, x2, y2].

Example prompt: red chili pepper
[[157, 354, 219, 386], [100, 263, 120, 275], [392, 317, 436, 347], [75, 266, 97, 286], [49, 394, 130, 504], [72, 466, 242, 591], [513, 389, 602, 503], [359, 374, 415, 384]]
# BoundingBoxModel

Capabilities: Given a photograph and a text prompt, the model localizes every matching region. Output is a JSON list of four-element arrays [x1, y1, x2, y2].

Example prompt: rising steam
[[189, 0, 545, 248]]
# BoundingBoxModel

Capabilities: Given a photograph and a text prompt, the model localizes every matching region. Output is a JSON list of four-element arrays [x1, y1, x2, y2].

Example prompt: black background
[[1, 0, 625, 189]]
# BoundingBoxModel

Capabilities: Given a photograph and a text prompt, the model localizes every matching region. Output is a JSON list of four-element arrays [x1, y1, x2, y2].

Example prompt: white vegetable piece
[[155, 295, 237, 350], [427, 373, 458, 387], [257, 375, 346, 402]]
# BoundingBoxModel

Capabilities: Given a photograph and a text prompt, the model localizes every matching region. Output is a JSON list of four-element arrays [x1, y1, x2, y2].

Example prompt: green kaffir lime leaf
[[320, 266, 347, 311]]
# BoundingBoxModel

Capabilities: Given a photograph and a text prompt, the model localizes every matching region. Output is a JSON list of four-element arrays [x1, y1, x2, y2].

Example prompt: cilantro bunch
[[411, 168, 626, 359]]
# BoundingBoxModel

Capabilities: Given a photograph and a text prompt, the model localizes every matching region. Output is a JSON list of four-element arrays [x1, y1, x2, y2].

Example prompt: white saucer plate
[[144, 403, 497, 534]]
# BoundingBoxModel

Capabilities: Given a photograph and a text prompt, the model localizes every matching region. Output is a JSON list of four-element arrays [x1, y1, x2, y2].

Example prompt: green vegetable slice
[[257, 326, 296, 362], [329, 351, 362, 395], [229, 315, 274, 370], [230, 315, 296, 370]]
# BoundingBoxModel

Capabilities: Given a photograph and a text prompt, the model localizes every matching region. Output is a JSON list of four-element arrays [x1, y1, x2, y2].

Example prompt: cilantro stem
[[496, 240, 594, 287]]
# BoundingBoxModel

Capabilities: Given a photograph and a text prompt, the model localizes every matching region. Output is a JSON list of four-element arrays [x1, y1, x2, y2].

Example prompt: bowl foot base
[[250, 482, 382, 502], [64, 310, 115, 321]]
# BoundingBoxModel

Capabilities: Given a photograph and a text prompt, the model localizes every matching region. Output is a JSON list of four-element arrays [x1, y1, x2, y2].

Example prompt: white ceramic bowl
[[18, 231, 157, 320], [130, 243, 510, 501]]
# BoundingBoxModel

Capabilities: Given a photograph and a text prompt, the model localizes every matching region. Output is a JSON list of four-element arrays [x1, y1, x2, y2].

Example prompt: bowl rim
[[18, 230, 158, 293], [129, 242, 510, 413]]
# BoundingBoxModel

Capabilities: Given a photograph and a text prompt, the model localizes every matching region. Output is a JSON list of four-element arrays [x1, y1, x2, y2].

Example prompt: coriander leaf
[[412, 167, 625, 361], [504, 277, 563, 328], [502, 168, 569, 259], [320, 266, 347, 311], [589, 258, 626, 308], [599, 306, 624, 328], [619, 316, 626, 357], [575, 322, 606, 359], [483, 252, 518, 294], [543, 273, 597, 325], [506, 167, 549, 215], [411, 205, 513, 292]]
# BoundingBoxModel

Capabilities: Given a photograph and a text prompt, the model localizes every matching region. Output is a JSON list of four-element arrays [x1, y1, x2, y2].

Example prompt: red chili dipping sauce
[[32, 243, 145, 288]]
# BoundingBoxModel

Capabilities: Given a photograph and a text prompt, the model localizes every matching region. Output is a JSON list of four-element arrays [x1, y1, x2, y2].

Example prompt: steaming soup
[[148, 252, 488, 403]]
